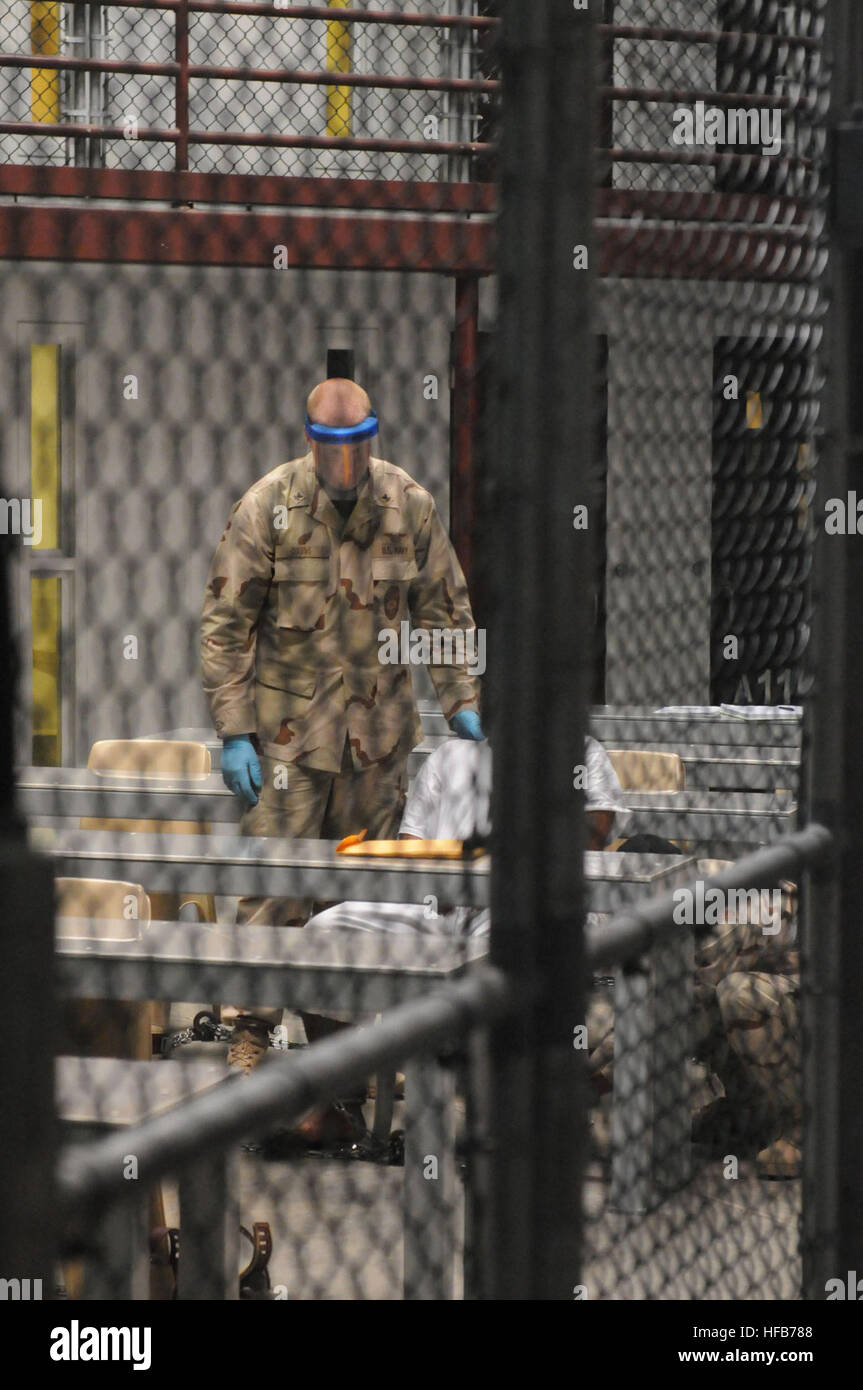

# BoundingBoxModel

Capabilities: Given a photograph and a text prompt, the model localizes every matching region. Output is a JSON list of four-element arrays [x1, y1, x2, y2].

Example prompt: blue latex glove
[[221, 734, 263, 807], [450, 710, 484, 741]]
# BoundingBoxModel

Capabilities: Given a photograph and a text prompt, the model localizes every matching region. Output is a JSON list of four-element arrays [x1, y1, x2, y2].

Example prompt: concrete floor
[[213, 1128, 799, 1301], [582, 1161, 800, 1301], [159, 1020, 801, 1301]]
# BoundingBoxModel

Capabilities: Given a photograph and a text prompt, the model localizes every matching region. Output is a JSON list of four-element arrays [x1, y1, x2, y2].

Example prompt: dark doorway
[[711, 336, 816, 704]]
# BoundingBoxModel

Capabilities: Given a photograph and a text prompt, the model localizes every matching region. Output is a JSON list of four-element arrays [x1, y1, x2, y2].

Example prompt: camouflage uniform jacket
[[201, 453, 480, 772]]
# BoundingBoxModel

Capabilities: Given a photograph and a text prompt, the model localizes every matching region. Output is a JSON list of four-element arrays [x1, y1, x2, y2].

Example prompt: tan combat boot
[[227, 1018, 271, 1075], [756, 1136, 801, 1179]]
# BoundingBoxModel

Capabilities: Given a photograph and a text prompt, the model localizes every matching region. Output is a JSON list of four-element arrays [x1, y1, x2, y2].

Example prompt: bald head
[[305, 378, 374, 497], [306, 378, 372, 428]]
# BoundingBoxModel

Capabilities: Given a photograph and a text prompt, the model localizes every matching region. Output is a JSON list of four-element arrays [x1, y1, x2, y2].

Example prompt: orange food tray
[[336, 836, 486, 859]]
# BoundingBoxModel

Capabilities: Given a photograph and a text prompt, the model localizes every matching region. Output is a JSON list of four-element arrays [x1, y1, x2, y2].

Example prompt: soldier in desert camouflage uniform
[[201, 378, 482, 1077], [587, 882, 801, 1177], [692, 883, 801, 1177]]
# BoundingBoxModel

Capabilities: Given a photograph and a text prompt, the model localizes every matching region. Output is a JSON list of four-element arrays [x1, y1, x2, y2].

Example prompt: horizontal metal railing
[[41, 2, 497, 27], [0, 5, 823, 182], [0, 50, 498, 95], [2, 2, 495, 171], [56, 823, 832, 1228]]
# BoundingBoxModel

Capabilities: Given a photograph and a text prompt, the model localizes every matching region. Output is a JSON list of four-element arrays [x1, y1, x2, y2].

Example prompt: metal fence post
[[803, 0, 863, 1300], [175, 0, 190, 172], [0, 536, 57, 1297], [483, 0, 596, 1300]]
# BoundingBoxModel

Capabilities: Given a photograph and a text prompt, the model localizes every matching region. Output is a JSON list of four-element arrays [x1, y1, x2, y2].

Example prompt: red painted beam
[[0, 205, 496, 274], [0, 203, 818, 281], [0, 165, 810, 231], [0, 163, 497, 214]]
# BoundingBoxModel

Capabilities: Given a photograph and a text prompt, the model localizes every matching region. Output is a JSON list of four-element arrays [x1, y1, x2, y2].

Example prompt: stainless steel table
[[590, 705, 802, 750], [39, 829, 695, 917], [624, 789, 797, 852], [39, 827, 491, 908], [54, 921, 488, 1016], [19, 767, 239, 824], [22, 769, 797, 855], [590, 706, 802, 794], [679, 756, 799, 793]]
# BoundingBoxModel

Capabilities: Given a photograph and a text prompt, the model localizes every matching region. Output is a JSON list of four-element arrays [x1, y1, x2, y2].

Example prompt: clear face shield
[[306, 412, 378, 496]]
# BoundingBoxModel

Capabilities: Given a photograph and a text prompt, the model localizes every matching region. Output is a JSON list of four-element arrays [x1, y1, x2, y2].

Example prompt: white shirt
[[399, 736, 630, 842], [399, 739, 491, 841], [584, 735, 632, 840]]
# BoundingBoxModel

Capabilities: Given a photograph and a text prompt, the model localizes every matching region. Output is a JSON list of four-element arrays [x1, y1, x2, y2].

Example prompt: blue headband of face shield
[[305, 412, 379, 444]]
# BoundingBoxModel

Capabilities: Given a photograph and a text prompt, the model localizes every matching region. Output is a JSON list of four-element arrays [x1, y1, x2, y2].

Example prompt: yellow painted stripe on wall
[[30, 344, 60, 549], [30, 2, 61, 124], [31, 574, 62, 765], [326, 0, 352, 139]]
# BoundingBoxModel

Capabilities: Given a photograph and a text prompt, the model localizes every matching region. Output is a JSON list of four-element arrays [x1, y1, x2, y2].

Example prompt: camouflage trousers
[[587, 901, 800, 1138], [224, 736, 408, 1026], [696, 971, 801, 1143], [587, 969, 800, 1142]]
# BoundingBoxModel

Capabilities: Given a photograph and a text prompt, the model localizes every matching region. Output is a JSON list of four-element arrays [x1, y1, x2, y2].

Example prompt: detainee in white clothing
[[307, 735, 629, 940]]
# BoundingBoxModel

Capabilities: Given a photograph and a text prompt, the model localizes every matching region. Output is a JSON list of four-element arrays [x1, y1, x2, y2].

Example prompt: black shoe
[[691, 1097, 767, 1156]]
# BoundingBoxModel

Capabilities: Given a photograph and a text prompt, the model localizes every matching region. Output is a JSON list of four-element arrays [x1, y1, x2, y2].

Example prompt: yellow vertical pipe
[[30, 344, 62, 765], [30, 2, 61, 124], [326, 0, 352, 139]]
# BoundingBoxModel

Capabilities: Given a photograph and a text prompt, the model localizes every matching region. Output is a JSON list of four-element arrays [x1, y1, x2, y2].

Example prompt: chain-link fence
[[0, 2, 494, 180], [571, 0, 830, 1303], [0, 0, 860, 1312]]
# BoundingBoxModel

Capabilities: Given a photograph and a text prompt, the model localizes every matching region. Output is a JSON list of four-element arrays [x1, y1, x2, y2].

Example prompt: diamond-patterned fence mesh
[[0, 0, 859, 1321], [0, 2, 489, 179]]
